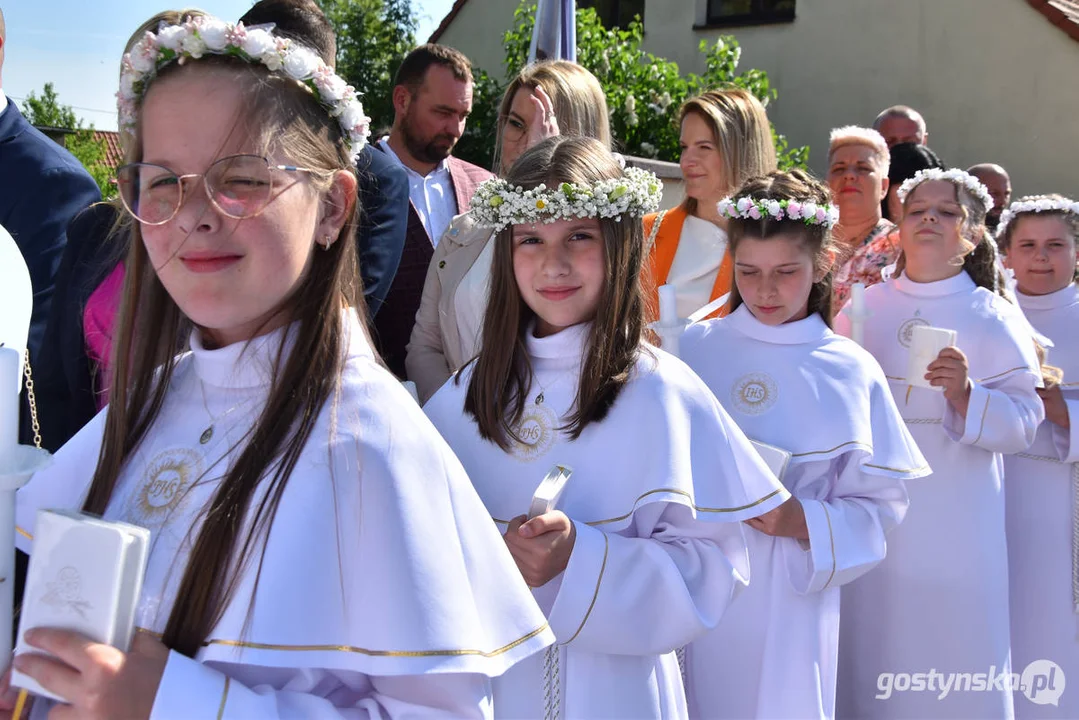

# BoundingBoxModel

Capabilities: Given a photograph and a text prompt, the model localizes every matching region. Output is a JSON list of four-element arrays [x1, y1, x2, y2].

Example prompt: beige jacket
[[405, 212, 495, 403]]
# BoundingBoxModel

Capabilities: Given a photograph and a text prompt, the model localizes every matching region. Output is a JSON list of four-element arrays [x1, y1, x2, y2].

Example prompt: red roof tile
[[428, 0, 470, 43], [1028, 0, 1079, 42], [92, 130, 125, 171]]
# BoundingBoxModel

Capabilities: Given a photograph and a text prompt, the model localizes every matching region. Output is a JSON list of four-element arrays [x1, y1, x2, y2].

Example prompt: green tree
[[321, 0, 417, 136], [21, 83, 114, 196], [454, 2, 809, 171]]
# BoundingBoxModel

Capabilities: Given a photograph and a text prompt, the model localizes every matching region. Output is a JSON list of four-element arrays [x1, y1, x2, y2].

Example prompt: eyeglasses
[[116, 154, 325, 225]]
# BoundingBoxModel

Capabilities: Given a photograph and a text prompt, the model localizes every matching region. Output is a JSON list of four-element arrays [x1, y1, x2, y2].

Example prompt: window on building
[[705, 0, 795, 26], [579, 0, 645, 28]]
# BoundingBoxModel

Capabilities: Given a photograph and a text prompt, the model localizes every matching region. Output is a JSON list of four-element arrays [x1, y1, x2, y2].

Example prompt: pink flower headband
[[117, 15, 371, 159], [717, 196, 840, 228]]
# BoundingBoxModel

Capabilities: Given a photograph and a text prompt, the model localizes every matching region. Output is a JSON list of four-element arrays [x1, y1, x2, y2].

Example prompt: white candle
[[850, 282, 867, 347], [0, 347, 20, 454], [658, 284, 678, 325]]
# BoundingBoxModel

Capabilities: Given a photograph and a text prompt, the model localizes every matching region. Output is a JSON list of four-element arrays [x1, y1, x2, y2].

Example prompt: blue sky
[[2, 0, 457, 131]]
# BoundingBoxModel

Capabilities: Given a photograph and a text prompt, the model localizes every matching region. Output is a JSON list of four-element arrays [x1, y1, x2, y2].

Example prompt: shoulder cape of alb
[[15, 313, 552, 677], [683, 306, 929, 480], [424, 336, 788, 528]]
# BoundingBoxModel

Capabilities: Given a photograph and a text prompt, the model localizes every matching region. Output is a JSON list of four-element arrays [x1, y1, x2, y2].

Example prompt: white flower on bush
[[283, 47, 321, 81], [658, 92, 672, 109], [627, 111, 639, 127], [197, 18, 230, 51], [640, 141, 657, 157], [624, 94, 636, 113]]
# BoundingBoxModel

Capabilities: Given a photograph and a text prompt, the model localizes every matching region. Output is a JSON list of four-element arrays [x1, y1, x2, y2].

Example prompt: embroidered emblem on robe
[[897, 317, 930, 348], [511, 403, 558, 462], [731, 372, 778, 416], [128, 448, 204, 529]]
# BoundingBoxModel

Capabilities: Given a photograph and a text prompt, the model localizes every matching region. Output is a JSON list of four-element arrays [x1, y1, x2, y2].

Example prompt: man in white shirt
[[373, 44, 493, 379]]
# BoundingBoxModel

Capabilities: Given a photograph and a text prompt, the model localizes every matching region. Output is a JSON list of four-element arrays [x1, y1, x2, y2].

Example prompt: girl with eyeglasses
[[4, 14, 551, 719]]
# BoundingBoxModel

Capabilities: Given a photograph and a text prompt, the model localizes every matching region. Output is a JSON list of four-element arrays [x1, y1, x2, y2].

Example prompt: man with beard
[[374, 44, 492, 379], [968, 163, 1012, 232]]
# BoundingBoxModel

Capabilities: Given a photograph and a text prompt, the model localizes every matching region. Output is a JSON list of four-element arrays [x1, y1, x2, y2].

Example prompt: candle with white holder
[[848, 282, 871, 347], [0, 227, 52, 666]]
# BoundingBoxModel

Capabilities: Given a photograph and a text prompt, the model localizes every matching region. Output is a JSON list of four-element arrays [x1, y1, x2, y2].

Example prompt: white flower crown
[[117, 16, 371, 160], [896, 168, 993, 211], [470, 166, 663, 230], [996, 196, 1079, 240], [716, 196, 840, 229]]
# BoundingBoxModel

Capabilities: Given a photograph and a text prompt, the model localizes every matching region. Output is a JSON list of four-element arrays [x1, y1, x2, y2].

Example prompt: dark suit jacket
[[371, 153, 493, 379], [0, 102, 100, 364], [355, 145, 409, 319], [33, 202, 122, 452]]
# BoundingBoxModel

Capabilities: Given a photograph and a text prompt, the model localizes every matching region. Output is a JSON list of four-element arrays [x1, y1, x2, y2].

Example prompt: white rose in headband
[[284, 47, 321, 81], [156, 25, 186, 51], [197, 18, 231, 51], [180, 32, 207, 59], [896, 168, 994, 211], [242, 28, 277, 59], [315, 72, 349, 104], [116, 15, 371, 159]]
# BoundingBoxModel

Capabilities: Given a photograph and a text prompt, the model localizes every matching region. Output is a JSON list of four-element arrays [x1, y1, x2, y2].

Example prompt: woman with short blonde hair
[[643, 88, 776, 323], [406, 60, 610, 402], [827, 125, 898, 309]]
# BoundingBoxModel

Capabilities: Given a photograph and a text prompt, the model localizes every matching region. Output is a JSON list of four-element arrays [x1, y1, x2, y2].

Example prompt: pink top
[[83, 262, 125, 409]]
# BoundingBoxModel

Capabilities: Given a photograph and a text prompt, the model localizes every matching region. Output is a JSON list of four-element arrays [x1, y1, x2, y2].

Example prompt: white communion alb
[[15, 313, 553, 718], [834, 271, 1043, 719], [1007, 283, 1079, 718], [681, 305, 926, 719], [423, 323, 789, 718]]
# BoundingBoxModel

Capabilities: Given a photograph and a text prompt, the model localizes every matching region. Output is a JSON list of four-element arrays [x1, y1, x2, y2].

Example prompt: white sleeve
[[781, 455, 909, 595], [545, 502, 748, 655], [1051, 398, 1079, 464], [149, 651, 492, 719], [942, 373, 1043, 453]]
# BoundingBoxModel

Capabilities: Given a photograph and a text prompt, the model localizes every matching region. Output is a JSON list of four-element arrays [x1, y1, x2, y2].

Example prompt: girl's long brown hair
[[463, 136, 643, 449], [726, 170, 838, 326], [83, 58, 363, 658]]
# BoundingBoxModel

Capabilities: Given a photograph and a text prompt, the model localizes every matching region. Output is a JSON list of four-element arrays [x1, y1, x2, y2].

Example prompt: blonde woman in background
[[827, 126, 897, 309], [643, 88, 777, 323], [406, 61, 610, 402]]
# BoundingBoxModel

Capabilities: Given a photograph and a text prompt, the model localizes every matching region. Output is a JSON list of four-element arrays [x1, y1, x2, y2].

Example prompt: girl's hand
[[927, 346, 972, 416], [1038, 384, 1071, 430], [13, 629, 169, 720], [0, 667, 27, 719], [745, 496, 809, 540], [525, 85, 560, 150], [503, 512, 576, 588]]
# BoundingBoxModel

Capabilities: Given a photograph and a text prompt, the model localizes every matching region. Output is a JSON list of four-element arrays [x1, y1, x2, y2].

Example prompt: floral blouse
[[832, 220, 899, 310]]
